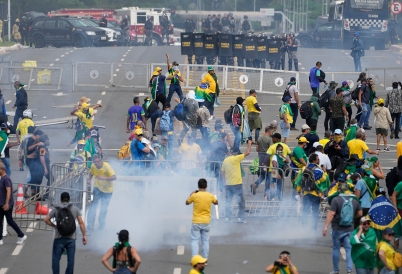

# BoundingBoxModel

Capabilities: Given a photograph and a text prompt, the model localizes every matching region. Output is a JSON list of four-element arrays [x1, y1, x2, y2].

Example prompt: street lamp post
[[7, 0, 9, 41]]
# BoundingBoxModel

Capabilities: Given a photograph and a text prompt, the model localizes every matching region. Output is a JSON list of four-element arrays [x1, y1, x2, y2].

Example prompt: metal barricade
[[261, 69, 299, 94], [75, 62, 113, 87], [225, 66, 262, 92], [111, 63, 149, 88], [365, 67, 402, 92]]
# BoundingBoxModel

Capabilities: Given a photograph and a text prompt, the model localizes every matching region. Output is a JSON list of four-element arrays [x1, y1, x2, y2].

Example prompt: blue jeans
[[161, 131, 174, 159], [230, 124, 241, 152], [356, 268, 374, 274], [114, 267, 133, 274], [210, 162, 223, 192], [52, 238, 76, 274], [302, 194, 320, 230], [1, 157, 11, 176], [290, 103, 298, 128], [270, 177, 283, 200], [167, 84, 184, 103], [359, 103, 371, 128], [191, 223, 211, 258], [225, 184, 245, 220], [150, 110, 162, 135], [332, 230, 353, 272], [204, 94, 216, 116], [354, 56, 362, 72], [379, 269, 395, 274], [87, 187, 112, 230]]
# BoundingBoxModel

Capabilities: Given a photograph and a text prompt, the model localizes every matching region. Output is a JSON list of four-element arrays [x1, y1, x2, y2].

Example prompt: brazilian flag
[[293, 164, 330, 194], [151, 76, 166, 100], [368, 195, 402, 239], [327, 180, 358, 204], [362, 175, 378, 201], [195, 85, 212, 102]]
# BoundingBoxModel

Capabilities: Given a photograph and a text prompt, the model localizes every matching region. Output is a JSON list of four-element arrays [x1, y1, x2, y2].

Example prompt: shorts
[[376, 128, 388, 136], [280, 120, 290, 138]]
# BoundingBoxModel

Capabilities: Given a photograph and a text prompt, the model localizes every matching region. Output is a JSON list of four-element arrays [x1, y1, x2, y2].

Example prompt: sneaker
[[208, 116, 214, 121], [251, 183, 256, 195], [290, 127, 299, 131], [16, 235, 27, 245], [377, 148, 380, 151], [384, 147, 390, 152], [347, 271, 353, 274], [237, 218, 247, 223], [329, 272, 339, 274], [391, 129, 395, 139], [0, 240, 3, 245]]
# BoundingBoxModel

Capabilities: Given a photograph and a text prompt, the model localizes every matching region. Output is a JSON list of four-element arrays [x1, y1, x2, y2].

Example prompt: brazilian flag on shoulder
[[368, 195, 402, 238], [195, 84, 212, 103]]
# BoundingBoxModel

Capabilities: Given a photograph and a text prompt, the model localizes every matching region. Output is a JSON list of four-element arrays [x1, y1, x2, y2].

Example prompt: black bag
[[351, 85, 361, 100], [301, 167, 316, 192], [282, 85, 292, 102], [333, 161, 348, 181], [224, 105, 234, 124], [55, 205, 76, 237], [112, 245, 136, 268], [386, 167, 402, 196], [319, 89, 331, 108], [299, 101, 313, 119]]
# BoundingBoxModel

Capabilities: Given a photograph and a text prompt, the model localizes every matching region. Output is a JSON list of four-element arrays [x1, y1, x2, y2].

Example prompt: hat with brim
[[208, 66, 214, 71], [79, 96, 91, 104], [191, 255, 207, 266], [152, 67, 162, 76]]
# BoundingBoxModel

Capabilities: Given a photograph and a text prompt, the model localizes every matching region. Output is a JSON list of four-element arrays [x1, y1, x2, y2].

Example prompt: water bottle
[[323, 84, 327, 89]]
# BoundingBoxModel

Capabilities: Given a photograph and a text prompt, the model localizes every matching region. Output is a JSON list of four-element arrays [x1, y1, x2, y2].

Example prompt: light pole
[[7, 0, 9, 41]]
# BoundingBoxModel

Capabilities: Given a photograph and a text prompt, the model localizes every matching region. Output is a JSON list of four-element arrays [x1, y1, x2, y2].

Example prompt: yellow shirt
[[266, 142, 291, 172], [272, 265, 298, 274], [319, 138, 330, 148], [221, 154, 245, 185], [16, 118, 35, 142], [189, 269, 201, 274], [90, 162, 115, 193], [169, 69, 182, 85], [186, 191, 217, 224], [397, 141, 402, 161], [178, 143, 202, 169], [245, 96, 259, 113], [347, 139, 369, 159], [76, 108, 94, 128], [379, 242, 396, 270], [202, 73, 216, 93]]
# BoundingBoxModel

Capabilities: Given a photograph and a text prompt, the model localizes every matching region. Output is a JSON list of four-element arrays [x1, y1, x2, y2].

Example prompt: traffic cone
[[35, 202, 49, 215], [15, 184, 28, 214]]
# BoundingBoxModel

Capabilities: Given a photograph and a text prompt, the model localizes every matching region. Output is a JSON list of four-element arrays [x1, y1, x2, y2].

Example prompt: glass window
[[350, 0, 384, 10], [44, 20, 56, 28], [33, 20, 44, 27], [137, 12, 146, 24], [57, 20, 70, 28], [317, 24, 333, 32]]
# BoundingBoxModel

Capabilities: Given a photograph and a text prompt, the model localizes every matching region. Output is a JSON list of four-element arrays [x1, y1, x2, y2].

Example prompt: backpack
[[224, 105, 234, 124], [319, 89, 331, 108], [55, 205, 76, 237], [333, 161, 348, 181], [112, 245, 135, 268], [282, 85, 292, 102], [118, 141, 131, 160], [174, 99, 186, 122], [339, 195, 354, 227], [301, 167, 316, 192], [386, 167, 402, 196], [159, 110, 172, 132], [249, 156, 260, 175], [351, 85, 361, 100], [299, 101, 313, 119]]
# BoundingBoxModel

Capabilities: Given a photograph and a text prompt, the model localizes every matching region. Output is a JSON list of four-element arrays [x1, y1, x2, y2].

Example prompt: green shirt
[[309, 96, 321, 121], [292, 146, 307, 166], [394, 181, 402, 209]]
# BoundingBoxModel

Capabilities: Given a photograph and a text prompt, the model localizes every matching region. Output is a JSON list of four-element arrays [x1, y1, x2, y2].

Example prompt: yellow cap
[[78, 140, 86, 145], [298, 136, 309, 143], [134, 128, 143, 135], [191, 255, 207, 266], [378, 98, 384, 105]]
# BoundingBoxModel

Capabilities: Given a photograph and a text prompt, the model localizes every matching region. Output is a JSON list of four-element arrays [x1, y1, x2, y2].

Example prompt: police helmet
[[23, 109, 33, 119], [288, 32, 294, 37], [281, 33, 287, 40], [22, 16, 27, 21], [124, 15, 128, 19], [102, 13, 107, 17], [15, 19, 19, 23], [244, 15, 248, 19], [228, 12, 233, 16], [270, 34, 276, 39], [238, 31, 243, 35]]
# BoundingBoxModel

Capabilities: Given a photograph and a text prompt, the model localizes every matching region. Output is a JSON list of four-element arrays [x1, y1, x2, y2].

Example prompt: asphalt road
[[1, 45, 402, 274]]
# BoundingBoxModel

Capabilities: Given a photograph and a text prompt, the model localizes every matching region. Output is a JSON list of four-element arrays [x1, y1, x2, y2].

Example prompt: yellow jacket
[[12, 24, 20, 35], [202, 73, 216, 93]]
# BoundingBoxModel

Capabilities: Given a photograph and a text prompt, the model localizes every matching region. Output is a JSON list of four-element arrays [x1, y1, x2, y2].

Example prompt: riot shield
[[218, 33, 233, 57], [233, 34, 245, 58], [244, 35, 257, 59], [193, 33, 205, 56], [204, 34, 218, 58], [257, 36, 268, 59], [181, 32, 193, 56], [267, 38, 280, 62]]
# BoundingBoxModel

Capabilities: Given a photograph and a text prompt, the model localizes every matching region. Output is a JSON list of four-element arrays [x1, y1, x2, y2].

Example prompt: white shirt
[[315, 151, 331, 170], [289, 85, 299, 104]]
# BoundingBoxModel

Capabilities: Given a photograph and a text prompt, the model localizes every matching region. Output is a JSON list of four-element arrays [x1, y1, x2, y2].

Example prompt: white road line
[[118, 64, 122, 67], [380, 84, 384, 86], [5, 100, 11, 104], [0, 268, 8, 274], [116, 69, 120, 72], [177, 245, 184, 255], [113, 74, 117, 77], [12, 245, 23, 255], [301, 67, 305, 70], [55, 58, 59, 61], [49, 63, 54, 67], [179, 225, 186, 233], [101, 91, 106, 95], [298, 62, 302, 65], [60, 55, 64, 57], [121, 59, 124, 61], [26, 222, 37, 233], [57, 92, 63, 96], [97, 100, 102, 104], [65, 52, 69, 54], [128, 49, 131, 52], [123, 55, 126, 57], [173, 268, 181, 274], [94, 109, 98, 114]]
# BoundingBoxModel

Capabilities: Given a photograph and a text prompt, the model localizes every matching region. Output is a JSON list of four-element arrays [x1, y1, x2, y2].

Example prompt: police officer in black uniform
[[144, 15, 154, 46], [269, 34, 277, 69], [278, 32, 287, 70], [184, 15, 196, 33], [160, 13, 170, 46], [212, 14, 222, 33], [220, 13, 230, 34], [99, 14, 108, 28], [202, 15, 213, 34], [228, 13, 236, 34], [19, 16, 28, 46], [120, 15, 131, 46], [241, 15, 251, 33]]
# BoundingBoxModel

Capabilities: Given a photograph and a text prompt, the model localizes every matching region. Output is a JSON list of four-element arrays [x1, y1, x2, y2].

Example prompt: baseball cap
[[301, 124, 310, 130], [272, 133, 281, 139], [164, 102, 171, 108], [236, 97, 245, 104], [208, 66, 214, 71], [338, 173, 347, 182], [290, 77, 296, 82], [90, 129, 98, 137], [135, 128, 143, 135], [283, 96, 291, 102], [384, 227, 395, 235], [0, 123, 7, 129], [313, 142, 322, 148], [334, 129, 343, 135], [378, 98, 385, 105], [191, 255, 207, 266], [354, 32, 360, 36], [61, 192, 70, 201], [342, 81, 348, 86], [218, 132, 226, 139], [360, 216, 371, 223], [161, 135, 168, 140], [230, 146, 240, 153], [298, 136, 309, 143]]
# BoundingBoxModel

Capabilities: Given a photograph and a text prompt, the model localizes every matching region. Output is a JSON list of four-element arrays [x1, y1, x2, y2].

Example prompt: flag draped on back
[[327, 181, 357, 204], [368, 195, 402, 238], [350, 227, 377, 269], [194, 86, 212, 102]]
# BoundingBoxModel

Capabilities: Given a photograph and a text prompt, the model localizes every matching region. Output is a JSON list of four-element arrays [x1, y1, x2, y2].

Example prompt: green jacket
[[350, 227, 377, 269], [309, 96, 321, 121]]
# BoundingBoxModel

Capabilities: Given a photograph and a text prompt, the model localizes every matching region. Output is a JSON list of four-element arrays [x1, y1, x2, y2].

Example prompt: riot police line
[[180, 32, 300, 71]]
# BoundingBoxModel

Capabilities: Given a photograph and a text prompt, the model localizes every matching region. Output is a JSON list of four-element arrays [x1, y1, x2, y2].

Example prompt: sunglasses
[[361, 222, 371, 225], [388, 233, 395, 236]]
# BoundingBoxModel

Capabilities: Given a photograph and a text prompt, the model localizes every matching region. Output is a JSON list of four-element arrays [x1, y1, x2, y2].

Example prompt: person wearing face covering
[[179, 91, 199, 145], [324, 129, 350, 170], [69, 139, 92, 171], [0, 123, 18, 177], [70, 102, 102, 129], [26, 134, 49, 196]]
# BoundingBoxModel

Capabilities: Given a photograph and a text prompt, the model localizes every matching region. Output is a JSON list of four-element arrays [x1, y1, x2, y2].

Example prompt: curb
[[390, 44, 402, 54]]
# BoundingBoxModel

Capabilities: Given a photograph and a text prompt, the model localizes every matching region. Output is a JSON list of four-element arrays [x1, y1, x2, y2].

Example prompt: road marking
[[12, 245, 23, 255], [60, 55, 64, 57], [116, 69, 120, 72], [118, 64, 122, 67], [49, 63, 54, 67], [298, 62, 302, 65], [101, 91, 106, 95], [97, 100, 102, 104], [0, 268, 8, 274], [121, 59, 124, 61], [301, 67, 305, 70], [57, 92, 63, 96], [113, 74, 117, 77], [65, 52, 69, 54], [177, 245, 184, 255], [5, 100, 11, 105], [380, 84, 384, 86], [128, 49, 131, 52], [26, 222, 37, 233], [31, 79, 35, 82], [94, 109, 98, 114], [123, 55, 126, 57], [179, 225, 186, 233], [173, 268, 181, 274], [55, 58, 59, 61], [70, 50, 74, 53]]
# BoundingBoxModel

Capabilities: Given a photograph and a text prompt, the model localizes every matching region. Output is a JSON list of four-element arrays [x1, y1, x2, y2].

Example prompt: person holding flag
[[149, 67, 167, 108], [194, 83, 213, 107]]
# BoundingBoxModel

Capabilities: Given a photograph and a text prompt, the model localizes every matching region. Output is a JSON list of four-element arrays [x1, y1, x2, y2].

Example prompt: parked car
[[296, 21, 342, 48]]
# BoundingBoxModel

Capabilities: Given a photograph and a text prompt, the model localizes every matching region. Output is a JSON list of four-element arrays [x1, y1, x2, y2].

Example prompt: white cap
[[301, 124, 310, 130], [334, 129, 343, 135], [313, 142, 321, 148]]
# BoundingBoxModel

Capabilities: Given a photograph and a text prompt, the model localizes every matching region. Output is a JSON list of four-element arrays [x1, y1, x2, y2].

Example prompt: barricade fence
[[365, 67, 401, 92]]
